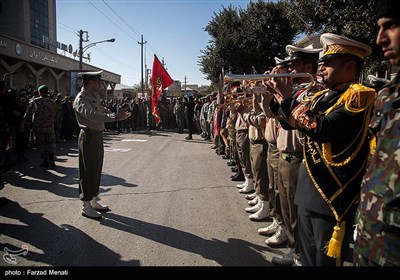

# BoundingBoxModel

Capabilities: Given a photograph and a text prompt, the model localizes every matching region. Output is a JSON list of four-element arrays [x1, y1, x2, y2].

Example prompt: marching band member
[[266, 43, 324, 266], [269, 34, 375, 266]]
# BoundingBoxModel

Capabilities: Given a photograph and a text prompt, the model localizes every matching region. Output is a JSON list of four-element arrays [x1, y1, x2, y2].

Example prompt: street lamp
[[78, 30, 115, 70]]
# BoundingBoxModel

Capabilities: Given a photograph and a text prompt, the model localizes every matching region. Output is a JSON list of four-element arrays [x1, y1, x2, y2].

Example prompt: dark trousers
[[78, 129, 104, 201], [187, 117, 194, 136], [297, 206, 354, 266]]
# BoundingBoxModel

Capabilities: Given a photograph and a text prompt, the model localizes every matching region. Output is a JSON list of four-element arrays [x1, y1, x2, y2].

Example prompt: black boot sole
[[81, 212, 103, 220]]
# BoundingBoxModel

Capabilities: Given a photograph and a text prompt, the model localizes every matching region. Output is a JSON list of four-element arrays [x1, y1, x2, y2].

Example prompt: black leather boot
[[231, 172, 245, 181]]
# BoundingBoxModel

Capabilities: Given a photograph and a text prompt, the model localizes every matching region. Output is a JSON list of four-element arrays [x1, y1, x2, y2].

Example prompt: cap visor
[[318, 53, 344, 62]]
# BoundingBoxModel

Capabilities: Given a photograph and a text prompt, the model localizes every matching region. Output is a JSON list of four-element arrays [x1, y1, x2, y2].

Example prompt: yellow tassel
[[325, 221, 346, 260], [370, 136, 377, 155]]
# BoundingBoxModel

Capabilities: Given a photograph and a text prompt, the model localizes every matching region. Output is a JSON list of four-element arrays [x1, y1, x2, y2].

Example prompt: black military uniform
[[271, 33, 376, 266]]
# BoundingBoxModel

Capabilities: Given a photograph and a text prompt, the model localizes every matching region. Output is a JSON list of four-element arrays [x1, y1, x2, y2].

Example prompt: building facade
[[0, 0, 119, 98]]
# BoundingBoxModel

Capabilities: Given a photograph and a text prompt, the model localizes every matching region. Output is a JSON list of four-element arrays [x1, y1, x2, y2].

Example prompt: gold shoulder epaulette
[[325, 83, 376, 115]]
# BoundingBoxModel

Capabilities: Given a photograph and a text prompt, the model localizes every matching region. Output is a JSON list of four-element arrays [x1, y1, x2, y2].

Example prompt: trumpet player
[[269, 34, 375, 267], [256, 57, 288, 244], [264, 43, 324, 266], [235, 90, 270, 220], [233, 92, 253, 187]]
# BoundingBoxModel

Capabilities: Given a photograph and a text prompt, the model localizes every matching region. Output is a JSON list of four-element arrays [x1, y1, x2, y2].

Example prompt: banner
[[151, 55, 173, 126], [68, 70, 84, 97]]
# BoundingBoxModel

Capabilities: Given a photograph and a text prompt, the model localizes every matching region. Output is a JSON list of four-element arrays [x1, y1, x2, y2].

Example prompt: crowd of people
[[0, 84, 208, 172], [0, 81, 78, 174], [0, 0, 399, 267]]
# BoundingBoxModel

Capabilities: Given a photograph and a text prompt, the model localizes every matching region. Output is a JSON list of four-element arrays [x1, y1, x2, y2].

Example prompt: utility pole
[[78, 30, 89, 70], [137, 35, 147, 94], [77, 30, 114, 71], [184, 76, 187, 96], [79, 30, 83, 70], [145, 68, 151, 91]]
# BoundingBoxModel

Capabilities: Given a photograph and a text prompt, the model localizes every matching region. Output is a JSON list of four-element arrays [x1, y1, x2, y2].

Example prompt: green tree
[[282, 0, 388, 76], [199, 4, 241, 85], [199, 0, 298, 84], [238, 1, 299, 73]]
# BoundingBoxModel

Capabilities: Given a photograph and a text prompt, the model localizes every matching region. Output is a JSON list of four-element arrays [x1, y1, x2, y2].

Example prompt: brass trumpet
[[218, 73, 314, 107], [224, 72, 314, 84], [220, 73, 316, 108], [224, 72, 315, 93], [223, 91, 247, 96], [217, 97, 253, 108]]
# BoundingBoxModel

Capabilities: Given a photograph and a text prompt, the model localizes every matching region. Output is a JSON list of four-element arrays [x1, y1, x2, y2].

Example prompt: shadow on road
[[101, 212, 272, 266], [3, 137, 137, 198], [0, 200, 139, 266]]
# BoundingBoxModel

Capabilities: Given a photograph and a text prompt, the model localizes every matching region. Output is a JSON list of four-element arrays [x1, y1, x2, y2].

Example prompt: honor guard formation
[[0, 0, 399, 267]]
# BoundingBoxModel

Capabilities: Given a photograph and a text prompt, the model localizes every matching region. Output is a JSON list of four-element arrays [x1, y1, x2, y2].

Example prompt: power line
[[101, 0, 159, 59], [102, 0, 142, 38], [57, 20, 139, 74], [87, 0, 140, 42], [57, 22, 76, 34], [98, 0, 177, 80], [93, 46, 139, 72], [85, 0, 181, 84]]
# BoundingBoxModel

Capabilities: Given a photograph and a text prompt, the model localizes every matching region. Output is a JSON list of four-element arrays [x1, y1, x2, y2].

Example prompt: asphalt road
[[0, 130, 290, 270]]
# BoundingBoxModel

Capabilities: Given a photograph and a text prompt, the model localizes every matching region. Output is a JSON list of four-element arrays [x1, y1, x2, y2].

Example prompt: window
[[29, 0, 49, 50]]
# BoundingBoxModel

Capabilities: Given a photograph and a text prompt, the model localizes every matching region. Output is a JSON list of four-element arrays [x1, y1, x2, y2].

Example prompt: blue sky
[[56, 0, 252, 87]]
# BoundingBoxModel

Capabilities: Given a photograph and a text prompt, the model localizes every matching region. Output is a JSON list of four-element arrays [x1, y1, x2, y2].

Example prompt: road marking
[[104, 148, 132, 152], [121, 139, 148, 142]]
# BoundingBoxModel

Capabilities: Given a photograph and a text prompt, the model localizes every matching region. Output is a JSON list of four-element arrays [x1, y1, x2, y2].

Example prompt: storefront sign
[[57, 41, 73, 54]]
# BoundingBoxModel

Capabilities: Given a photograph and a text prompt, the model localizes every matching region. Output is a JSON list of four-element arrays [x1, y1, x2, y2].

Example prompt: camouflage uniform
[[24, 95, 56, 166], [200, 99, 210, 139], [354, 73, 400, 266], [173, 99, 185, 133]]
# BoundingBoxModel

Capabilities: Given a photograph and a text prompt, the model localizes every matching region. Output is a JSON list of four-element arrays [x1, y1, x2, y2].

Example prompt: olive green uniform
[[73, 89, 118, 201]]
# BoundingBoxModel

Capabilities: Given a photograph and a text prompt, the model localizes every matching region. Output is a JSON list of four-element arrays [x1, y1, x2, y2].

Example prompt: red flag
[[151, 55, 173, 126]]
